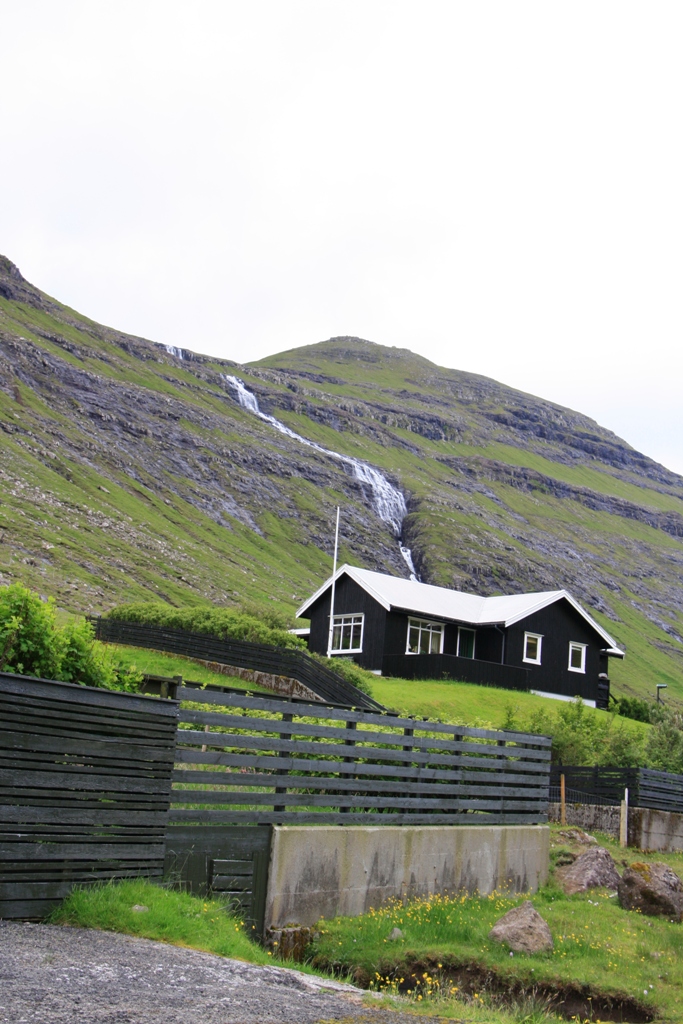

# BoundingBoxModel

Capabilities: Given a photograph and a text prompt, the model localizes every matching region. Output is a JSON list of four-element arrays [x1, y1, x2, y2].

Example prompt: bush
[[310, 652, 375, 697], [0, 583, 142, 691], [107, 601, 305, 650], [611, 694, 652, 723]]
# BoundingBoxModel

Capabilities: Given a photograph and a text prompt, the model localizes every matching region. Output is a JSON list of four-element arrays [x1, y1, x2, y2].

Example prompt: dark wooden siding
[[307, 577, 387, 670], [505, 599, 604, 702]]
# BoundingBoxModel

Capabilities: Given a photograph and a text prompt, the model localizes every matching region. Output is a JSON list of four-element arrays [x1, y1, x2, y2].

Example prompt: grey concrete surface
[[266, 824, 549, 928], [0, 922, 434, 1024], [630, 807, 683, 852]]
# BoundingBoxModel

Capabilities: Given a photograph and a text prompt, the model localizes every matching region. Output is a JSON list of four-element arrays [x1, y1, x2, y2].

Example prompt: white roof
[[296, 564, 623, 651]]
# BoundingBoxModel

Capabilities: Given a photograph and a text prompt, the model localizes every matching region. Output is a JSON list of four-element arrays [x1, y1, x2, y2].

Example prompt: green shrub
[[0, 582, 142, 691], [0, 583, 61, 679], [612, 694, 653, 723], [107, 601, 306, 650], [310, 652, 375, 697]]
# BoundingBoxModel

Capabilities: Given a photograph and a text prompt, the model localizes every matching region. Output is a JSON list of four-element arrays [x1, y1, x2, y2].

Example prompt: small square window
[[523, 632, 543, 665], [568, 642, 587, 673], [457, 627, 476, 659]]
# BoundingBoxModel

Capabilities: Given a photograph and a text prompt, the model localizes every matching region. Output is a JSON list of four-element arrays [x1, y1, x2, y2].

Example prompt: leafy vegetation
[[0, 582, 141, 690], [107, 600, 305, 649]]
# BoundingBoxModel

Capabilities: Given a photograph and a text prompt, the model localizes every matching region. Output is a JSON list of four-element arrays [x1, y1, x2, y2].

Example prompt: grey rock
[[131, 904, 149, 912], [488, 900, 553, 954], [618, 861, 683, 921], [557, 847, 621, 895], [388, 927, 404, 940]]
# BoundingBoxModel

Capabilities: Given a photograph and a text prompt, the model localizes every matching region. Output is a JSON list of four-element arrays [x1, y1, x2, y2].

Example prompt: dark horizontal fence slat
[[90, 618, 384, 712], [171, 685, 550, 827], [550, 765, 683, 815], [0, 674, 178, 920]]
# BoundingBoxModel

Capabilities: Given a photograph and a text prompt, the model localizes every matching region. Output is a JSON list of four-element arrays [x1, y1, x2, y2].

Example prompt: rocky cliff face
[[0, 257, 682, 699]]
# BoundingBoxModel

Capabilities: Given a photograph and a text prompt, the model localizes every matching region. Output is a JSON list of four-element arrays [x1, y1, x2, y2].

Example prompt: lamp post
[[656, 684, 667, 703]]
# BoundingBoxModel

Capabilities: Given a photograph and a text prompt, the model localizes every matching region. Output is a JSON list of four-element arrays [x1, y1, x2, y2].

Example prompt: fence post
[[560, 773, 566, 826], [274, 711, 293, 813], [340, 719, 357, 816], [620, 787, 629, 847]]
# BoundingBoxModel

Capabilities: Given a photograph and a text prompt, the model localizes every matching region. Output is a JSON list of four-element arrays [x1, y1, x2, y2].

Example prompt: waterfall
[[164, 345, 186, 359], [223, 374, 419, 580]]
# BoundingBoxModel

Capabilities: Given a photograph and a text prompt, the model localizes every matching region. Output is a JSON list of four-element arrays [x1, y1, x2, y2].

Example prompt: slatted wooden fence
[[172, 687, 551, 825], [90, 617, 384, 711], [550, 766, 683, 814], [0, 672, 178, 919]]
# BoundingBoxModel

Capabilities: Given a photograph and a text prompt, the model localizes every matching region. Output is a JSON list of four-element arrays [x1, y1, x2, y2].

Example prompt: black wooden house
[[296, 566, 624, 709]]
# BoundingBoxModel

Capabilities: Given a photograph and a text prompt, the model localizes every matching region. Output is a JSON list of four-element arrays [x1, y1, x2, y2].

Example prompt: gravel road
[[0, 922, 437, 1024]]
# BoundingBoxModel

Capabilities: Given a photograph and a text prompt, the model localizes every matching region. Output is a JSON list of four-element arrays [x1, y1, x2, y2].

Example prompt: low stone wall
[[196, 660, 321, 702], [264, 824, 550, 929], [629, 807, 683, 852], [548, 802, 621, 838]]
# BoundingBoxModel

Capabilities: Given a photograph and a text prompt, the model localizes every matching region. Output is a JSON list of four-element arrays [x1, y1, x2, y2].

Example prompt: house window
[[406, 618, 444, 655], [568, 642, 587, 673], [523, 632, 543, 665], [331, 614, 364, 653], [457, 627, 476, 659]]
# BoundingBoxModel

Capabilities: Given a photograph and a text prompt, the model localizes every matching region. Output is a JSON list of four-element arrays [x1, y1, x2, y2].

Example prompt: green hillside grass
[[2, 260, 682, 709], [104, 644, 271, 693], [373, 676, 648, 738]]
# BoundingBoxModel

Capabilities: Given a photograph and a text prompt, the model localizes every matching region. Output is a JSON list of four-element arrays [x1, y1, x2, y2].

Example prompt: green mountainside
[[1, 255, 682, 702]]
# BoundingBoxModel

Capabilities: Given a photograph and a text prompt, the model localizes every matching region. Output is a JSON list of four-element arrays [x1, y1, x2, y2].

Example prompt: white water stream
[[223, 375, 418, 580]]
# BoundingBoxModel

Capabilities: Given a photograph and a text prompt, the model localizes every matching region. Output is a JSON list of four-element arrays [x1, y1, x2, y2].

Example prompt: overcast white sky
[[2, 2, 682, 474]]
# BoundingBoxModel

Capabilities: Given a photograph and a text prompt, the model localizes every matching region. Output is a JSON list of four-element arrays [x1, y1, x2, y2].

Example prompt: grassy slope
[[2, 262, 682, 705], [372, 676, 650, 741], [310, 824, 683, 1021], [104, 644, 271, 693]]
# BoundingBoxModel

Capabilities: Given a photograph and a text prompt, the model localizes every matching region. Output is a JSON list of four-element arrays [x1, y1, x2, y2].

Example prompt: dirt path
[[0, 922, 436, 1024]]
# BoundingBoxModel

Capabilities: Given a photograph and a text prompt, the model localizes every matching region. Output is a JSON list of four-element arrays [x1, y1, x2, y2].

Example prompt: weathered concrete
[[548, 801, 621, 838], [264, 825, 549, 929], [629, 807, 683, 853]]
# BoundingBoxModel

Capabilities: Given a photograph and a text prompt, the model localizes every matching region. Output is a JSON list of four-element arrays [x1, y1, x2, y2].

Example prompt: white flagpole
[[326, 506, 340, 658]]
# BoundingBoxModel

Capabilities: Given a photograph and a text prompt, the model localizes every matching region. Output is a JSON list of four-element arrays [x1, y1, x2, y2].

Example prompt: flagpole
[[326, 506, 340, 658]]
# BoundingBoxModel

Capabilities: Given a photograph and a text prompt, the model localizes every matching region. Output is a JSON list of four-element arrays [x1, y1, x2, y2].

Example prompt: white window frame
[[406, 617, 445, 655], [568, 641, 587, 674], [330, 613, 364, 654], [523, 632, 543, 665], [457, 626, 476, 659]]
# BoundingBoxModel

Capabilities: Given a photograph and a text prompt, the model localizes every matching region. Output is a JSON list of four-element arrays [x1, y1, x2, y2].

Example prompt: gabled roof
[[296, 564, 623, 652]]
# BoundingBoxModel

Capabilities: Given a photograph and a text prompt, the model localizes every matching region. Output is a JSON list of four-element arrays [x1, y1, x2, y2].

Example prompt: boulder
[[557, 828, 598, 846], [557, 847, 621, 895], [488, 900, 553, 953], [618, 862, 683, 922]]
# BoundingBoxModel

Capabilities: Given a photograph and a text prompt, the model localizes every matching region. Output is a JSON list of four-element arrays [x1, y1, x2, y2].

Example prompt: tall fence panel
[[0, 672, 178, 919], [90, 618, 384, 712], [172, 687, 551, 826], [550, 766, 683, 815]]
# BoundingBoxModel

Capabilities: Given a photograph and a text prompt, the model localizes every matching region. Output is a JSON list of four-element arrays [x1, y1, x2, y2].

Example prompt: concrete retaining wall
[[264, 824, 549, 929], [548, 802, 621, 838], [629, 807, 683, 852]]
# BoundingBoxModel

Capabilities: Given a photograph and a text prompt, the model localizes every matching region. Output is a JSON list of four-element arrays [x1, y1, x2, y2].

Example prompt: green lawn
[[105, 643, 271, 693], [373, 675, 649, 739]]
